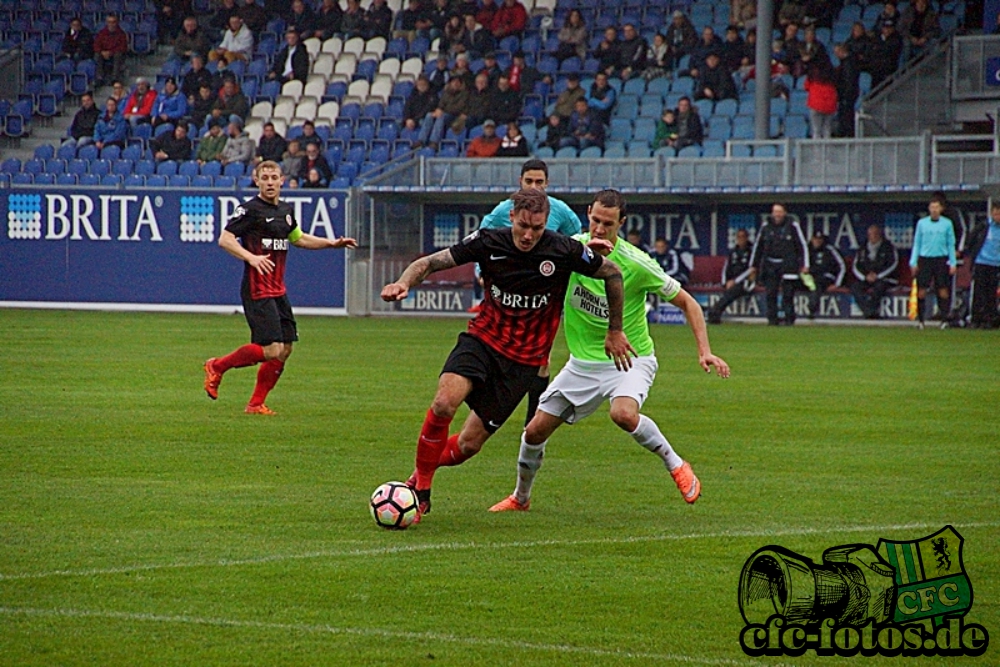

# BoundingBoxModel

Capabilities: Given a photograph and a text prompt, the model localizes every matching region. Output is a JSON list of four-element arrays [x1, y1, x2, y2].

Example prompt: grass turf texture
[[0, 309, 996, 666]]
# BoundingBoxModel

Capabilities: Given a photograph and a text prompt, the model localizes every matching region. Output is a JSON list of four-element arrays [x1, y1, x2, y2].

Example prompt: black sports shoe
[[415, 488, 431, 517]]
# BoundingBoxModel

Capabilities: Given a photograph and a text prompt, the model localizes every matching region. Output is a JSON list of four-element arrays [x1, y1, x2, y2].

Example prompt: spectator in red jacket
[[466, 119, 501, 157], [805, 59, 838, 138], [490, 0, 527, 40], [122, 77, 158, 127], [93, 13, 129, 87]]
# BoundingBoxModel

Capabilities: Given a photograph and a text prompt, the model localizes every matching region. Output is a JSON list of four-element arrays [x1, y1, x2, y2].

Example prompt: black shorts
[[243, 294, 298, 346], [916, 256, 951, 290], [441, 332, 539, 433]]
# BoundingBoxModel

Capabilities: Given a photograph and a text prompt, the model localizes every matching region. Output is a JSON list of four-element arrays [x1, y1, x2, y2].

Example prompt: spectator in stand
[[695, 52, 738, 102], [796, 25, 829, 77], [93, 97, 127, 150], [364, 0, 393, 40], [650, 237, 690, 287], [778, 0, 806, 29], [397, 0, 432, 42], [302, 168, 326, 188], [63, 17, 93, 63], [872, 1, 900, 34], [416, 76, 469, 148], [189, 83, 216, 127], [480, 51, 503, 87], [428, 55, 451, 93], [460, 14, 495, 58], [491, 0, 526, 40], [804, 232, 846, 318], [182, 54, 215, 103], [588, 71, 617, 126], [281, 139, 305, 183], [833, 43, 859, 137], [466, 118, 501, 157], [428, 0, 454, 41], [562, 98, 605, 151], [157, 0, 191, 46], [174, 17, 209, 62], [209, 16, 254, 69], [492, 74, 522, 125], [314, 0, 344, 40], [595, 27, 621, 77], [255, 121, 288, 164], [122, 77, 158, 127], [665, 10, 697, 71], [152, 77, 187, 128], [720, 25, 746, 73], [151, 122, 193, 161], [730, 0, 757, 30], [477, 0, 499, 31], [296, 142, 333, 185], [269, 28, 309, 85], [211, 77, 249, 125], [627, 230, 651, 252], [966, 203, 1000, 328], [644, 33, 670, 81], [298, 120, 323, 149], [688, 27, 723, 78], [706, 228, 755, 324], [805, 59, 837, 138], [541, 114, 567, 151], [673, 96, 704, 151], [341, 0, 366, 39], [238, 0, 267, 35], [654, 108, 679, 149], [869, 20, 903, 88], [284, 0, 317, 37], [196, 119, 227, 164], [737, 28, 757, 78], [899, 0, 940, 61], [497, 121, 529, 157], [802, 0, 839, 29], [451, 53, 475, 89], [619, 24, 648, 80], [209, 0, 240, 40], [507, 51, 544, 96], [555, 10, 588, 63], [442, 15, 467, 56], [219, 118, 255, 166], [93, 14, 129, 87], [850, 224, 899, 320], [464, 71, 495, 130], [846, 21, 873, 74], [68, 93, 100, 145], [109, 80, 128, 106], [776, 23, 802, 74], [554, 73, 586, 120], [404, 76, 439, 131]]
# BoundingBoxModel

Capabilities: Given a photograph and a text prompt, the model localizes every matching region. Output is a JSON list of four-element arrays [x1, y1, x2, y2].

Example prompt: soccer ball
[[370, 481, 419, 529]]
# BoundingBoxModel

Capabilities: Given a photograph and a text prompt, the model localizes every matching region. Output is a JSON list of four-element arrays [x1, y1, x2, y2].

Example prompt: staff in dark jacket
[[805, 232, 846, 318], [748, 203, 810, 325], [850, 224, 899, 319], [707, 228, 754, 324], [965, 203, 1000, 328]]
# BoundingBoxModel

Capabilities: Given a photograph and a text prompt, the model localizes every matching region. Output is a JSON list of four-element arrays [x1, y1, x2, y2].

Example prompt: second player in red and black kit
[[381, 188, 634, 520]]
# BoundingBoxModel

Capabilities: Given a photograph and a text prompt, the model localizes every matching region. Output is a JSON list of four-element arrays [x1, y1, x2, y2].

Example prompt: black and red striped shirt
[[449, 228, 605, 366], [225, 196, 300, 300]]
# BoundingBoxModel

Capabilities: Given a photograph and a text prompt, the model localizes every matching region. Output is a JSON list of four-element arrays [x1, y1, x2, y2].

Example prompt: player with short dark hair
[[910, 194, 957, 329], [748, 203, 810, 326], [203, 160, 357, 414], [490, 189, 730, 513], [381, 188, 634, 521]]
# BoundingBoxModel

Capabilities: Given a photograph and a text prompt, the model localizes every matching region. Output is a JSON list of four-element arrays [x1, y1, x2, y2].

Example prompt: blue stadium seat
[[77, 144, 100, 162], [101, 174, 123, 186], [56, 173, 78, 185], [146, 174, 168, 186], [34, 173, 55, 184], [23, 158, 44, 174], [156, 160, 178, 175], [100, 145, 121, 160], [135, 160, 156, 176], [191, 174, 213, 187], [178, 160, 199, 177], [89, 159, 111, 175], [223, 162, 245, 177], [34, 144, 55, 161], [200, 161, 222, 176], [44, 159, 66, 174], [57, 142, 77, 161], [78, 173, 100, 185], [168, 174, 190, 187], [214, 175, 236, 188], [67, 158, 88, 175]]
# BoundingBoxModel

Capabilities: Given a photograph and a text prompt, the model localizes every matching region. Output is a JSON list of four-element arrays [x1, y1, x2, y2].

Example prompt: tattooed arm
[[381, 249, 458, 301], [593, 259, 636, 370]]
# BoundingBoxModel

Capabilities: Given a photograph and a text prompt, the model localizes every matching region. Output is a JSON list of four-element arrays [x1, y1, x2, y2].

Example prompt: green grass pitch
[[1, 309, 997, 666]]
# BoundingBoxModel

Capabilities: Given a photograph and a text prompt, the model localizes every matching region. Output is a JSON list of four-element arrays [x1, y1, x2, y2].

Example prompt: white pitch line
[[1, 520, 997, 582], [0, 606, 760, 666]]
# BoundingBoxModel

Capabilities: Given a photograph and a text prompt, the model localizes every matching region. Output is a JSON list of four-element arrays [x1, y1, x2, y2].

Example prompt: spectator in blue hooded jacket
[[94, 97, 128, 150], [151, 77, 188, 127]]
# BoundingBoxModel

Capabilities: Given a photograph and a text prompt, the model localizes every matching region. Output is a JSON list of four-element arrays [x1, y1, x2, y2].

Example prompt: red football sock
[[437, 434, 476, 468], [215, 344, 265, 373], [248, 359, 284, 406], [414, 409, 452, 490]]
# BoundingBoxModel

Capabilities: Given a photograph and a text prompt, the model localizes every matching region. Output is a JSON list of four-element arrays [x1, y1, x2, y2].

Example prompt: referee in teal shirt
[[909, 195, 957, 328]]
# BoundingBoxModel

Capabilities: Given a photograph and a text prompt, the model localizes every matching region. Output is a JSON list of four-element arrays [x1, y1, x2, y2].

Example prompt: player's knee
[[609, 405, 639, 432], [429, 397, 459, 419], [262, 342, 284, 360], [279, 344, 293, 362], [458, 438, 483, 456]]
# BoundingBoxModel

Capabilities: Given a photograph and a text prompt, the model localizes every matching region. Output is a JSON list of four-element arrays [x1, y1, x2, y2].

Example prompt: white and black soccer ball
[[370, 481, 418, 530]]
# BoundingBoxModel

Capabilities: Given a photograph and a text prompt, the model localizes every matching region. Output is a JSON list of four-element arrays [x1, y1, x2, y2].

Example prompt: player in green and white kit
[[489, 189, 730, 511]]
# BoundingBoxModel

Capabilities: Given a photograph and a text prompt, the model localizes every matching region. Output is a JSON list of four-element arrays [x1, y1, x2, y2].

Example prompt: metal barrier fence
[[951, 35, 1000, 100], [0, 49, 23, 105], [795, 136, 928, 186], [859, 41, 952, 138]]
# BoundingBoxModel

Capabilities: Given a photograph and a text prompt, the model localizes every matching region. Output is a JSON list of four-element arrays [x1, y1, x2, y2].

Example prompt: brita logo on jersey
[[262, 238, 289, 250], [490, 284, 550, 309]]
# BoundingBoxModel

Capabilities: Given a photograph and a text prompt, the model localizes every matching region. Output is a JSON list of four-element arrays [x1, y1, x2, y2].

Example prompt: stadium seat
[[146, 174, 167, 186]]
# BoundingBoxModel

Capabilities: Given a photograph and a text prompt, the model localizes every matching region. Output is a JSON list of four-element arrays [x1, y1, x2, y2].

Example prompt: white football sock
[[630, 414, 683, 471], [513, 433, 546, 504]]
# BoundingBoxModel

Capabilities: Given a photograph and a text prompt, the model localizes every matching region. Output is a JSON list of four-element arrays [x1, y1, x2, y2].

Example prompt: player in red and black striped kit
[[381, 189, 634, 521], [203, 161, 357, 414]]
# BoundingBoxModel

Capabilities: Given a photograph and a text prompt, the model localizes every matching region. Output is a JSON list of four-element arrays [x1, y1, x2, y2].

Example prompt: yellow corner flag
[[907, 279, 918, 320]]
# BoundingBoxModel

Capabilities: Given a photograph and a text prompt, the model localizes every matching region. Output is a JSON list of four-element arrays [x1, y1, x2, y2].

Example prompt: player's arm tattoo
[[594, 260, 625, 331], [397, 249, 457, 287]]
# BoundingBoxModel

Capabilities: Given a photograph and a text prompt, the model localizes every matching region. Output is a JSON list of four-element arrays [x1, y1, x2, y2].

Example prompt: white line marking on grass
[[2, 521, 997, 582], [0, 606, 759, 666]]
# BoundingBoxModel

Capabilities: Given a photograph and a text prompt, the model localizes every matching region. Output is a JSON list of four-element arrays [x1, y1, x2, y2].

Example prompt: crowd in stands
[[0, 0, 969, 187]]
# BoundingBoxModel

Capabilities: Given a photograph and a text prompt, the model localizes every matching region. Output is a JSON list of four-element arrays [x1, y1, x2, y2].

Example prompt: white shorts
[[538, 355, 658, 424]]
